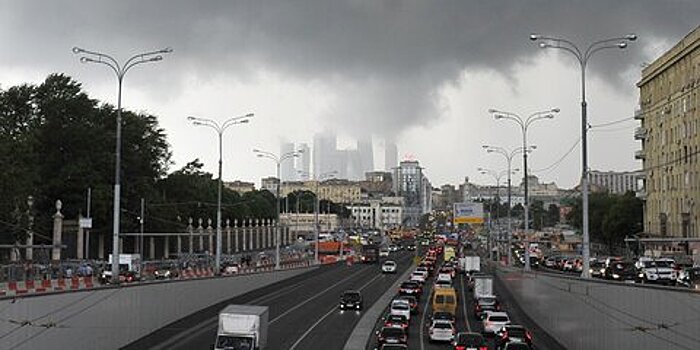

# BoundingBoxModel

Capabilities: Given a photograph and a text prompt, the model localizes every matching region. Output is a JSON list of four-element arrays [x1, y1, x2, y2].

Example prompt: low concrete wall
[[0, 267, 313, 350], [496, 267, 700, 350]]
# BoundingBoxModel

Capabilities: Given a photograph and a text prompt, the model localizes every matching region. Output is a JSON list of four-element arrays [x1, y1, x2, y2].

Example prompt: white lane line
[[459, 273, 471, 332], [270, 266, 369, 324], [419, 279, 432, 350], [288, 272, 383, 350], [151, 267, 335, 350]]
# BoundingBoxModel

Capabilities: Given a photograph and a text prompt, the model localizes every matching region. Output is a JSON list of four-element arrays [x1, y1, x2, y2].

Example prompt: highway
[[365, 254, 566, 350], [124, 250, 415, 350]]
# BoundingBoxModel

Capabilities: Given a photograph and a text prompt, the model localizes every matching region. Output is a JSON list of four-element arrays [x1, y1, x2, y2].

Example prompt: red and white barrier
[[0, 277, 98, 297]]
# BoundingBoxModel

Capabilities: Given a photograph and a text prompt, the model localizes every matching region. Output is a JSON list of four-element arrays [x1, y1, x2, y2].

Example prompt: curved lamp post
[[530, 33, 636, 278], [73, 46, 172, 283], [254, 148, 304, 269], [188, 113, 253, 273], [489, 108, 558, 271], [483, 145, 533, 266]]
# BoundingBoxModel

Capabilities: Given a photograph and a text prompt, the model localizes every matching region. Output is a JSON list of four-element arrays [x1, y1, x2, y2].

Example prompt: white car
[[410, 270, 428, 284], [379, 248, 390, 257], [382, 260, 397, 274], [390, 299, 411, 320], [482, 311, 510, 335], [436, 273, 452, 283], [434, 279, 451, 289], [428, 319, 455, 342]]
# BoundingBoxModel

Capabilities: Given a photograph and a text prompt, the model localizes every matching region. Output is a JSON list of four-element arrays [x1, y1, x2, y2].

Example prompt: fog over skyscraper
[[385, 140, 398, 171], [280, 141, 296, 181]]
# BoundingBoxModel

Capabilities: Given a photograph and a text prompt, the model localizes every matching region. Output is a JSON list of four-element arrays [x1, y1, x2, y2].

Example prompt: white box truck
[[472, 275, 494, 300], [460, 256, 480, 274], [215, 305, 269, 350]]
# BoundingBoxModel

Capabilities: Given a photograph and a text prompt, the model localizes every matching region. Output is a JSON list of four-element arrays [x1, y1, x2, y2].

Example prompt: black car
[[453, 332, 487, 350], [496, 325, 532, 349], [474, 296, 499, 319], [604, 261, 638, 282], [339, 290, 363, 310], [406, 243, 417, 251], [376, 326, 408, 346]]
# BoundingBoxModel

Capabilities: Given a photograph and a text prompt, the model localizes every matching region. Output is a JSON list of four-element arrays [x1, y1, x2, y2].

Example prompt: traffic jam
[[368, 233, 535, 350]]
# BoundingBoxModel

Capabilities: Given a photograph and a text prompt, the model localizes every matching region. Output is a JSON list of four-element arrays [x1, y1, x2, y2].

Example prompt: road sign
[[79, 217, 93, 229], [453, 202, 484, 224]]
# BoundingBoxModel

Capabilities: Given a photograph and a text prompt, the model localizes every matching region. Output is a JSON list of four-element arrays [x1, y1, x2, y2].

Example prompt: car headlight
[[612, 273, 620, 279], [638, 273, 644, 278]]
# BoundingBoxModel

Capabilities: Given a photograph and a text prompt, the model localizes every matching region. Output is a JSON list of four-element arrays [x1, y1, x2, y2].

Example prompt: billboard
[[453, 202, 484, 224]]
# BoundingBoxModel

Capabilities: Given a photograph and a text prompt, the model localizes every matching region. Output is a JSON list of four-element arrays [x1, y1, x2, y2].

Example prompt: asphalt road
[[124, 250, 414, 350], [366, 253, 566, 350]]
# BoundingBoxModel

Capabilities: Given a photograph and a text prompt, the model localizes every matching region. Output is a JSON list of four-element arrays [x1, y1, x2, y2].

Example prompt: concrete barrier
[[495, 267, 700, 350], [0, 266, 314, 350]]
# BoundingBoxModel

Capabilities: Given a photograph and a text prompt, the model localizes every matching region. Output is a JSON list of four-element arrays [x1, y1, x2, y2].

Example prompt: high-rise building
[[358, 137, 374, 174], [393, 160, 431, 226], [297, 143, 311, 179], [280, 142, 296, 181], [385, 141, 398, 171], [637, 25, 700, 240], [313, 132, 338, 177]]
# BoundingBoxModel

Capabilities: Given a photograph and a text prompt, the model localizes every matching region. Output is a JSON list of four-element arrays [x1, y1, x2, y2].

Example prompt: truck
[[101, 254, 142, 283], [472, 275, 494, 300], [215, 305, 269, 350], [360, 244, 379, 264], [459, 255, 481, 275]]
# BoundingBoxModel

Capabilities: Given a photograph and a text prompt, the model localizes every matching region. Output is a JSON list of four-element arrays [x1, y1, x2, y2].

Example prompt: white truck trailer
[[215, 305, 269, 350]]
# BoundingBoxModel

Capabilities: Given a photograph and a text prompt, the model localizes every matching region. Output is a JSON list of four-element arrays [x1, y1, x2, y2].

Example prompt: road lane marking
[[288, 272, 383, 349], [270, 266, 369, 324], [459, 273, 471, 332], [419, 275, 432, 350], [151, 266, 344, 350]]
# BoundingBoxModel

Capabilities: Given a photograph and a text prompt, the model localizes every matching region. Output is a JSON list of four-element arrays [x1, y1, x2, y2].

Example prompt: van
[[431, 287, 457, 315]]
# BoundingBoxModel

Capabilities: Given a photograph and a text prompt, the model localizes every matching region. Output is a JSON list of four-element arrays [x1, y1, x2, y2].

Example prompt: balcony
[[634, 108, 644, 120], [634, 126, 647, 140], [635, 150, 646, 160]]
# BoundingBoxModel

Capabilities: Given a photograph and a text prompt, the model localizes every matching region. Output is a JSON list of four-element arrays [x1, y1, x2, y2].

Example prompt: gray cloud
[[1, 0, 698, 139]]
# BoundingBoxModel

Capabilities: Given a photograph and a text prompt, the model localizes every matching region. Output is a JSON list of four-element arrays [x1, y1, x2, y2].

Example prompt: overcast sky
[[1, 1, 699, 189]]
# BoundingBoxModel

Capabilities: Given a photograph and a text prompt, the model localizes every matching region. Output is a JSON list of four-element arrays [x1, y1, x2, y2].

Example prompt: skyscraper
[[358, 136, 374, 175], [385, 140, 398, 171], [297, 143, 311, 179], [313, 132, 338, 177], [280, 142, 296, 181]]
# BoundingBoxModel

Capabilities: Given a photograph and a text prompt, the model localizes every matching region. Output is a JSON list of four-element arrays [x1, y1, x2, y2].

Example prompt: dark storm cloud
[[1, 0, 698, 137]]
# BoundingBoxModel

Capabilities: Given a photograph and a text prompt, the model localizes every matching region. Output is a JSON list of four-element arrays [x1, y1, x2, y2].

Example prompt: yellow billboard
[[453, 202, 484, 224]]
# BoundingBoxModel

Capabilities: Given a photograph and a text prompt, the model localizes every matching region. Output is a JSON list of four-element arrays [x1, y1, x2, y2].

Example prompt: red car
[[383, 314, 409, 333], [399, 281, 422, 297], [453, 332, 488, 350], [376, 326, 408, 346]]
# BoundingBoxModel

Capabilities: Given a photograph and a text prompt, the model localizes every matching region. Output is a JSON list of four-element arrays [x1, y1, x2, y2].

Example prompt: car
[[495, 325, 533, 349], [376, 326, 408, 346], [638, 258, 677, 285], [677, 266, 700, 288], [388, 244, 399, 252], [395, 295, 418, 314], [452, 332, 488, 350], [410, 270, 428, 284], [440, 266, 456, 278], [605, 260, 638, 282], [589, 260, 606, 278], [428, 319, 456, 342], [390, 299, 411, 320], [482, 311, 510, 335], [503, 343, 532, 350], [562, 259, 575, 272], [434, 279, 452, 289], [379, 345, 408, 350], [406, 243, 417, 251], [544, 256, 557, 268], [474, 296, 499, 319], [437, 272, 452, 283], [398, 281, 422, 297], [379, 248, 390, 257], [382, 260, 397, 274], [339, 290, 363, 310], [383, 313, 409, 332], [431, 311, 455, 325]]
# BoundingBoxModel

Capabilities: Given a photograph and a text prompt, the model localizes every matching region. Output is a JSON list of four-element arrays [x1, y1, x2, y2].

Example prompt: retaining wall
[[0, 266, 314, 350], [495, 267, 700, 350]]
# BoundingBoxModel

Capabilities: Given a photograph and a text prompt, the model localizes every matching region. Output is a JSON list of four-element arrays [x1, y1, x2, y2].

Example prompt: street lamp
[[478, 167, 519, 263], [298, 170, 337, 264], [483, 145, 533, 266], [188, 113, 253, 274], [254, 148, 304, 269], [490, 108, 558, 271], [73, 46, 172, 283], [530, 32, 636, 278]]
